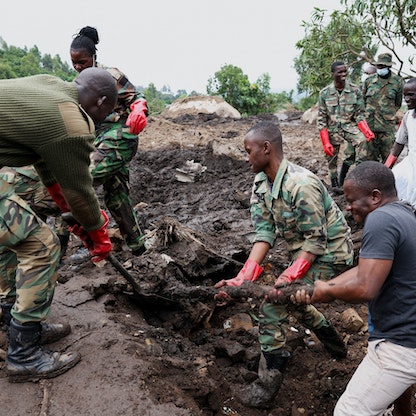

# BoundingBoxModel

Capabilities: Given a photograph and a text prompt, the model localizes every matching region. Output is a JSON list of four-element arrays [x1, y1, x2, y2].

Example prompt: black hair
[[71, 26, 99, 56], [331, 61, 346, 73], [346, 161, 397, 197], [246, 121, 282, 150]]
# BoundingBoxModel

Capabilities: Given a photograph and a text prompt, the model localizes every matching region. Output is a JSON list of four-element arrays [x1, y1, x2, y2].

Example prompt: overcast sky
[[2, 1, 342, 93]]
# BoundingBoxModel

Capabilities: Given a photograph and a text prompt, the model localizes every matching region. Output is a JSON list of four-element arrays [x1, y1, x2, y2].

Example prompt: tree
[[143, 82, 167, 115], [294, 8, 378, 102], [341, 0, 416, 75], [0, 38, 75, 80], [207, 64, 291, 116], [207, 64, 251, 113]]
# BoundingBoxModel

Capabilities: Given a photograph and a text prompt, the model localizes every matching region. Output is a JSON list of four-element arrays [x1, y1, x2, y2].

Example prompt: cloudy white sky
[[1, 1, 342, 93]]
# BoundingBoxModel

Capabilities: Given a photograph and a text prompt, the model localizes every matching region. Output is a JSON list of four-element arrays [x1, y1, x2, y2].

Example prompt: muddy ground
[[0, 111, 411, 415]]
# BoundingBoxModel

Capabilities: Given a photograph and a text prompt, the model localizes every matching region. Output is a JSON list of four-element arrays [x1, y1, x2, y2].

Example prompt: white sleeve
[[395, 111, 409, 145]]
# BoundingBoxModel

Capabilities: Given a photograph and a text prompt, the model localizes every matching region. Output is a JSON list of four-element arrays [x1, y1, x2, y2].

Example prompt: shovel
[[61, 212, 174, 305]]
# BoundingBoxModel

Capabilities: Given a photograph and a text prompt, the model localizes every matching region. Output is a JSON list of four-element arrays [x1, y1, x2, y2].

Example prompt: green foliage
[[0, 38, 76, 80], [296, 95, 318, 112], [143, 83, 166, 115], [341, 0, 416, 73], [207, 64, 292, 116], [142, 83, 189, 115], [0, 37, 186, 113], [294, 8, 378, 102]]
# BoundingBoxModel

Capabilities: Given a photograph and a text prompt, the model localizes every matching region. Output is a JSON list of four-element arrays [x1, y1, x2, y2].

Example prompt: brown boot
[[235, 349, 290, 408], [6, 318, 80, 383]]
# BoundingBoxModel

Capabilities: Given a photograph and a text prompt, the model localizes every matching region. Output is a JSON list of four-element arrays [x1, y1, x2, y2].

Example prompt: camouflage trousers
[[365, 130, 396, 163], [326, 131, 373, 179], [0, 166, 68, 237], [0, 179, 60, 323], [325, 142, 355, 180], [258, 260, 352, 353], [91, 120, 143, 251]]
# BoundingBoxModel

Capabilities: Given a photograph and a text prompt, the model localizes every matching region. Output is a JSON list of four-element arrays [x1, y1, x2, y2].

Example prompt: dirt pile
[[0, 108, 397, 416]]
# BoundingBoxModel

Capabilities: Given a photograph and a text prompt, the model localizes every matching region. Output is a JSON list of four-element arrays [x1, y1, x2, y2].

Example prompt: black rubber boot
[[1, 301, 12, 329], [57, 233, 70, 262], [235, 349, 290, 408], [107, 197, 146, 255], [1, 302, 71, 344], [131, 237, 146, 256], [330, 176, 343, 195], [6, 318, 80, 383], [338, 162, 351, 187], [331, 176, 340, 188], [314, 323, 347, 359]]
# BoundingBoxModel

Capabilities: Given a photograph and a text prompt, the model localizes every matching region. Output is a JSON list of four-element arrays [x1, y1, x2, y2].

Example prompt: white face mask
[[377, 68, 389, 77]]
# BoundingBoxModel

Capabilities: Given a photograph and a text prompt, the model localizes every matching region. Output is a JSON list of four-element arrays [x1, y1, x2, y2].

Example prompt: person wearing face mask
[[362, 53, 404, 163]]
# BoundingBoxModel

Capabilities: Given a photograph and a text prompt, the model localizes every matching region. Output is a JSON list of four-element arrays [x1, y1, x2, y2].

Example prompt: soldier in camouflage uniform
[[318, 62, 375, 192], [215, 122, 354, 408], [70, 26, 148, 255], [0, 166, 70, 260], [363, 53, 404, 163], [0, 67, 117, 382]]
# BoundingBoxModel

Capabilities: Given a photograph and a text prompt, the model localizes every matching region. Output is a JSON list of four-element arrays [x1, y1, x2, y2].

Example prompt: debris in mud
[[2, 112, 403, 416]]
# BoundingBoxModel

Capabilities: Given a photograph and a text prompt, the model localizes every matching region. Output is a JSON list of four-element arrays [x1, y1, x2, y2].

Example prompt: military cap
[[372, 53, 394, 67]]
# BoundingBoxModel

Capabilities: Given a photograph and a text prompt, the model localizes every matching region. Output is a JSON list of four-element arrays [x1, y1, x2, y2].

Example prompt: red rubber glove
[[68, 210, 112, 263], [319, 129, 334, 157], [274, 258, 312, 287], [384, 154, 398, 169], [357, 120, 375, 142], [126, 99, 148, 134], [46, 183, 70, 213], [214, 258, 264, 288]]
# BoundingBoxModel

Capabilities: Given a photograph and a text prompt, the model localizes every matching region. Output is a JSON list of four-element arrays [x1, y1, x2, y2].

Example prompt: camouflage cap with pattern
[[372, 53, 394, 67]]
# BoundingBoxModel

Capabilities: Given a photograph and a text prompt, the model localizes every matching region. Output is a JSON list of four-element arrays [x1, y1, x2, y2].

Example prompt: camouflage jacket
[[250, 158, 353, 264], [362, 72, 404, 132], [98, 63, 147, 123], [317, 81, 366, 136]]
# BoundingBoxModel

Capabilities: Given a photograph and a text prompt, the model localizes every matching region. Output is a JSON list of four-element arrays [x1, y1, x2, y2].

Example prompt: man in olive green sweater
[[0, 67, 117, 382]]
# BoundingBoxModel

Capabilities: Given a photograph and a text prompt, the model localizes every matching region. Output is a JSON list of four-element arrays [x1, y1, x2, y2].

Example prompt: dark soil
[[0, 112, 408, 416]]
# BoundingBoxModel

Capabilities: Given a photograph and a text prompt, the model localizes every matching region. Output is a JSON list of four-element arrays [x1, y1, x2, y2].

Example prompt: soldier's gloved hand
[[357, 120, 375, 142], [84, 210, 112, 262], [126, 99, 148, 134], [46, 183, 70, 213], [214, 258, 264, 288], [274, 258, 311, 287], [319, 129, 334, 157], [384, 154, 398, 169], [68, 210, 112, 263]]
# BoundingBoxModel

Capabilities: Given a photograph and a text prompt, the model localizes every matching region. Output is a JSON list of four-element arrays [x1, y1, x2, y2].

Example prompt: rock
[[223, 313, 254, 332], [210, 138, 245, 160], [301, 103, 318, 125], [340, 307, 365, 333], [215, 339, 246, 363], [162, 95, 241, 119]]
